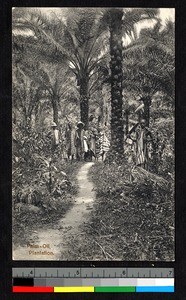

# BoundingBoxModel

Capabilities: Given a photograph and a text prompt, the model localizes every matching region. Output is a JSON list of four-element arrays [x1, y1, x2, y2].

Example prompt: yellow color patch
[[54, 286, 94, 293]]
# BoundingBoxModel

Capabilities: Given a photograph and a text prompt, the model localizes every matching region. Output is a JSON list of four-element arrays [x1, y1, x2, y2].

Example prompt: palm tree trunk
[[52, 95, 59, 125], [142, 96, 151, 127], [109, 9, 124, 157], [80, 77, 89, 130]]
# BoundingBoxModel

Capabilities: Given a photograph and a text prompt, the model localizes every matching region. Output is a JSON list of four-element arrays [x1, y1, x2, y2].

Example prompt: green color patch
[[95, 286, 136, 293]]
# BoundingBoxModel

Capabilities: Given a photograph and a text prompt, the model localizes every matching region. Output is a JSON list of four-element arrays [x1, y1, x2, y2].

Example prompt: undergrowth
[[70, 161, 174, 261], [12, 160, 82, 247]]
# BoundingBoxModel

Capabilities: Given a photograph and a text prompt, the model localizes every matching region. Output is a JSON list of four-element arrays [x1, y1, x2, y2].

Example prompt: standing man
[[65, 122, 76, 160], [127, 119, 153, 170], [75, 121, 85, 161], [51, 121, 59, 150]]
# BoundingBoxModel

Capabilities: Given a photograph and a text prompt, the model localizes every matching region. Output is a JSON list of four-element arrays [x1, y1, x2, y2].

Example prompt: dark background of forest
[[1, 0, 186, 299]]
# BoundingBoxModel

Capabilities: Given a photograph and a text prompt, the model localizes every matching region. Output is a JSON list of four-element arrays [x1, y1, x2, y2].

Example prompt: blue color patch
[[136, 286, 174, 293]]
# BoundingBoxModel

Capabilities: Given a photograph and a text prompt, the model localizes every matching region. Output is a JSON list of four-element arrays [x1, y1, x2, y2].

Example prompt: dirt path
[[13, 162, 95, 260]]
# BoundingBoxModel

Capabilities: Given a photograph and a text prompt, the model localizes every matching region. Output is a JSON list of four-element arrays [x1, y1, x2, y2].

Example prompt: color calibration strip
[[13, 279, 174, 293], [13, 286, 174, 293]]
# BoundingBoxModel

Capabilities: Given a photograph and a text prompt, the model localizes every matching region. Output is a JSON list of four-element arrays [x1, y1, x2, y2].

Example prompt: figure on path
[[51, 121, 59, 148], [100, 132, 110, 161], [65, 122, 76, 160], [83, 135, 89, 161], [88, 130, 95, 154], [75, 121, 85, 161], [127, 119, 153, 170], [49, 121, 63, 164], [95, 131, 110, 161]]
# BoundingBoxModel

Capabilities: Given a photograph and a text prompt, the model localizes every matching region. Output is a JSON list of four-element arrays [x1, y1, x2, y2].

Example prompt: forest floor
[[13, 160, 174, 261], [13, 162, 95, 260], [67, 162, 175, 261]]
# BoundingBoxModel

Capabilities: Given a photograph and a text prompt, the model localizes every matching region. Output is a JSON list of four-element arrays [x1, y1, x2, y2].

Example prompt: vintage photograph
[[12, 7, 175, 261]]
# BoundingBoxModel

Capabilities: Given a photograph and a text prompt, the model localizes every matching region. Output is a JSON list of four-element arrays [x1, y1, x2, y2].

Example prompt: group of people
[[51, 117, 154, 170], [51, 120, 110, 162]]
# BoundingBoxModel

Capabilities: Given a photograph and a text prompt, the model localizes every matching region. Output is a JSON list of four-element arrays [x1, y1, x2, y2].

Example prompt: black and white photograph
[[12, 7, 175, 261]]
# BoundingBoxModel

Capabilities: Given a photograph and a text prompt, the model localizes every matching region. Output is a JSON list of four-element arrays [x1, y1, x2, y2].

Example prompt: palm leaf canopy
[[13, 30, 76, 102], [12, 8, 109, 76], [122, 8, 159, 39], [122, 19, 175, 98]]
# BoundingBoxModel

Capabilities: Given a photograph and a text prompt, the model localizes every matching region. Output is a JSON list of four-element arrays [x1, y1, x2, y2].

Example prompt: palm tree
[[12, 8, 109, 129], [23, 61, 76, 125], [108, 8, 124, 157], [123, 20, 175, 127], [12, 63, 41, 128], [12, 39, 42, 127], [13, 33, 77, 126], [100, 8, 159, 158]]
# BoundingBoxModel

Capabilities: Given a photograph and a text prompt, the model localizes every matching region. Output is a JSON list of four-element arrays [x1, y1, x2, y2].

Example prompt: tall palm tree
[[108, 8, 124, 157], [12, 8, 109, 129], [100, 8, 159, 158]]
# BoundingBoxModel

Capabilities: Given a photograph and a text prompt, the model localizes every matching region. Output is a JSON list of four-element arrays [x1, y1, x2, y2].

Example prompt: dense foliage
[[13, 127, 82, 245]]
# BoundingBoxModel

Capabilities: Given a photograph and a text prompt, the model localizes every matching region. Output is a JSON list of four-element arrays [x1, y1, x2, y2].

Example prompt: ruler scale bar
[[13, 268, 174, 278]]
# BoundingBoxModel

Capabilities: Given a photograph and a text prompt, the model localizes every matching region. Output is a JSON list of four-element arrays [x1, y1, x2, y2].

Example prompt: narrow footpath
[[13, 162, 95, 260]]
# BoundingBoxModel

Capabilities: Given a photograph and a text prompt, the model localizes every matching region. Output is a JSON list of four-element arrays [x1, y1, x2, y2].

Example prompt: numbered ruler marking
[[13, 268, 174, 279]]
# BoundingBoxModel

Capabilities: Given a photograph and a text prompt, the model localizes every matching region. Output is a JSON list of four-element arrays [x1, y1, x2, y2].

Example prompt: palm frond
[[122, 8, 159, 38]]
